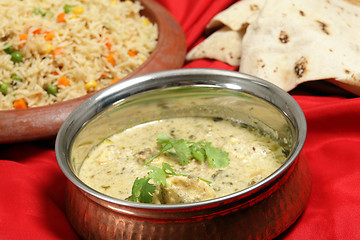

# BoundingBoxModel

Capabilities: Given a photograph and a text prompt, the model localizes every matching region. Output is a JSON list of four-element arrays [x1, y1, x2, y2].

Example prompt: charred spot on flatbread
[[294, 57, 308, 78], [256, 59, 266, 68], [190, 0, 360, 93], [316, 20, 330, 35], [279, 30, 290, 43], [250, 4, 260, 11]]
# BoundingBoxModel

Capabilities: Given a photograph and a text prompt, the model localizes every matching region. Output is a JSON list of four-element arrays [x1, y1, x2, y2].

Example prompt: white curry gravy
[[79, 117, 287, 204]]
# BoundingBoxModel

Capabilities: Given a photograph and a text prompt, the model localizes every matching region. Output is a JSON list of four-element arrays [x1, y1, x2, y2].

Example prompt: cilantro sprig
[[125, 176, 155, 203], [127, 135, 230, 203], [143, 134, 230, 168], [126, 162, 186, 203], [126, 162, 212, 203]]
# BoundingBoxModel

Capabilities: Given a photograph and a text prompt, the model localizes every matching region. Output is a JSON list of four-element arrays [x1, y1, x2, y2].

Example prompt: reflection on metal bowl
[[56, 68, 311, 240]]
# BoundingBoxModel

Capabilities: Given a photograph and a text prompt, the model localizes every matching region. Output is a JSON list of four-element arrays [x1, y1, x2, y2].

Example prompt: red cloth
[[1, 0, 360, 239]]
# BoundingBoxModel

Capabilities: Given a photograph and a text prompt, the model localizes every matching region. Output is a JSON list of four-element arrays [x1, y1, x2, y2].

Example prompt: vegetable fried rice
[[0, 0, 158, 109]]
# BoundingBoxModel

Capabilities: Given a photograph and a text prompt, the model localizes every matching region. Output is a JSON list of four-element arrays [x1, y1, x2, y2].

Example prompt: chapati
[[186, 26, 242, 66], [240, 0, 360, 91], [186, 0, 360, 93]]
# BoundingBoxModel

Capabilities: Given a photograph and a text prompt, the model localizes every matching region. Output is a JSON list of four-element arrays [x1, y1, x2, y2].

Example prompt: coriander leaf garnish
[[143, 135, 173, 165], [126, 163, 178, 203], [126, 177, 155, 203], [198, 177, 212, 184], [143, 135, 230, 168], [157, 134, 172, 146], [190, 142, 206, 162], [138, 179, 156, 203], [161, 162, 180, 175], [173, 139, 192, 165], [128, 135, 229, 203], [147, 165, 167, 187], [126, 162, 210, 203], [203, 142, 230, 168]]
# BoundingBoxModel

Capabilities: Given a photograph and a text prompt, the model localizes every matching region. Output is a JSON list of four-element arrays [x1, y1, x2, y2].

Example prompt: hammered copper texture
[[65, 154, 311, 240]]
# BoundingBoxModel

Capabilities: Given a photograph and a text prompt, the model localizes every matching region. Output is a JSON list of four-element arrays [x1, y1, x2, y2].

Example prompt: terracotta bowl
[[55, 69, 311, 240], [0, 0, 186, 144]]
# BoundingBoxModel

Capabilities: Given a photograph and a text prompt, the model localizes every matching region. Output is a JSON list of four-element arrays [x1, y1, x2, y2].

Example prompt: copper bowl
[[55, 68, 311, 240], [0, 0, 186, 144]]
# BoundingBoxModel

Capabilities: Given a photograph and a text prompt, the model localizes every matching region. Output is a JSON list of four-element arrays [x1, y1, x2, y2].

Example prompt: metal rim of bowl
[[55, 68, 307, 210]]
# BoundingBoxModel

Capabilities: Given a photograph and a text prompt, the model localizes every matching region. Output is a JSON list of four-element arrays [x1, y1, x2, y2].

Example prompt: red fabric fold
[[1, 0, 360, 239]]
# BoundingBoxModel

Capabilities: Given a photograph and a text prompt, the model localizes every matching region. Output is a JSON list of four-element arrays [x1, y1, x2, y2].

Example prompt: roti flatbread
[[186, 0, 264, 66], [239, 0, 360, 91], [206, 0, 264, 31], [186, 27, 243, 66], [186, 0, 360, 93]]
